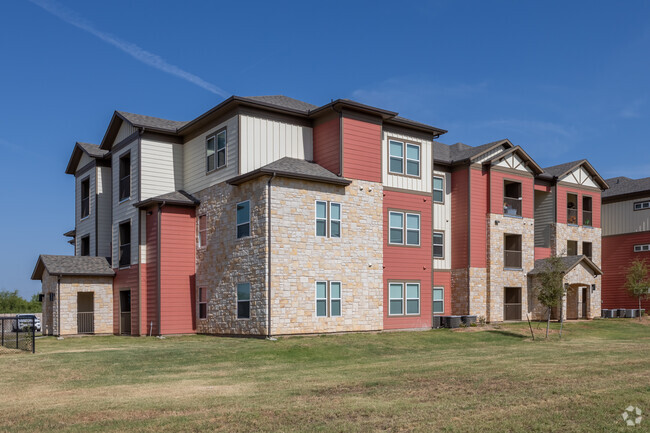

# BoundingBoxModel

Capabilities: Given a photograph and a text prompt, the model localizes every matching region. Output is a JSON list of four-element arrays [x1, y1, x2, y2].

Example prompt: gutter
[[57, 276, 61, 337], [267, 173, 276, 338]]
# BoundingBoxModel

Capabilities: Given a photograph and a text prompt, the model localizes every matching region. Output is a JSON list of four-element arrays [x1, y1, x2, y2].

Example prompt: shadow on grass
[[484, 330, 527, 339]]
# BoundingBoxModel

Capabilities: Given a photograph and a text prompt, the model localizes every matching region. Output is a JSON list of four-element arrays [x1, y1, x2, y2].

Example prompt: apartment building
[[31, 95, 607, 336], [602, 177, 650, 310]]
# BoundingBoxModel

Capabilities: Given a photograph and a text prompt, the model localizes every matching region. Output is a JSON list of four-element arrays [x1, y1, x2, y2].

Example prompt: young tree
[[625, 259, 650, 321], [0, 290, 41, 314], [535, 255, 567, 339]]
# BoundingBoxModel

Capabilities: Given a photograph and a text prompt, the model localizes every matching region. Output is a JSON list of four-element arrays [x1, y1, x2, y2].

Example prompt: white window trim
[[206, 129, 227, 173], [388, 211, 404, 245], [634, 244, 650, 252], [330, 202, 342, 239], [330, 281, 342, 317], [635, 201, 650, 211], [198, 214, 207, 248], [433, 231, 444, 259], [236, 282, 251, 320], [405, 283, 421, 315], [433, 287, 444, 315], [198, 287, 207, 319], [405, 143, 421, 177], [388, 282, 404, 316], [236, 200, 251, 239], [315, 281, 328, 317], [315, 200, 328, 237], [405, 213, 420, 246], [433, 175, 444, 203], [388, 139, 405, 175]]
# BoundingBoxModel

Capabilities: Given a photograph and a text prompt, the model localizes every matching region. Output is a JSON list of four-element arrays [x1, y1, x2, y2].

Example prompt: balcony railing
[[120, 312, 131, 335], [567, 208, 578, 225], [503, 197, 522, 217], [583, 210, 593, 227], [504, 303, 522, 321], [504, 250, 522, 269], [77, 312, 94, 334]]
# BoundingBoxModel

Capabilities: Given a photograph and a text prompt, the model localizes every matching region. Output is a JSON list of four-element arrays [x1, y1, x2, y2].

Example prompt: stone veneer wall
[[41, 271, 57, 335], [468, 268, 488, 319], [195, 177, 269, 336], [450, 269, 469, 316], [270, 178, 383, 335]]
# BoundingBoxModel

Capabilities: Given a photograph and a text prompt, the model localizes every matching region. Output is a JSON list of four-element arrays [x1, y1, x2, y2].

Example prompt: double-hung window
[[389, 211, 420, 246], [389, 139, 420, 176], [388, 282, 420, 315], [119, 153, 131, 202], [433, 232, 444, 258], [206, 129, 226, 172], [237, 283, 250, 319], [118, 221, 131, 268], [315, 201, 341, 238], [236, 201, 250, 238], [316, 281, 342, 317], [198, 288, 207, 319], [433, 176, 444, 203], [635, 201, 650, 211], [80, 178, 90, 219], [634, 244, 650, 252], [198, 215, 207, 247], [433, 288, 444, 314]]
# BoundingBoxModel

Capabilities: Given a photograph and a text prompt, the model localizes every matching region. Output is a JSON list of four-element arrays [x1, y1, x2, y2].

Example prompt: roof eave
[[227, 169, 352, 187], [134, 198, 200, 208], [383, 117, 447, 136]]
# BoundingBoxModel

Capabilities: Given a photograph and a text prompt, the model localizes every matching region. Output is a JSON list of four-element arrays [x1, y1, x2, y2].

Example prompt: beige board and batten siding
[[434, 170, 452, 270], [183, 115, 238, 194], [382, 128, 433, 193], [75, 165, 96, 256], [534, 187, 555, 248], [602, 195, 650, 236], [473, 144, 508, 164], [140, 138, 184, 200], [239, 115, 313, 173], [96, 166, 112, 258], [111, 139, 139, 267], [493, 153, 534, 174]]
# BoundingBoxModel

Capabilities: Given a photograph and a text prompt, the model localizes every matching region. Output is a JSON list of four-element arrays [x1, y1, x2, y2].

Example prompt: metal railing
[[567, 208, 578, 225], [120, 312, 131, 335], [583, 210, 593, 227], [504, 250, 522, 269], [504, 303, 522, 321], [77, 312, 94, 334], [503, 197, 522, 217], [0, 317, 36, 354]]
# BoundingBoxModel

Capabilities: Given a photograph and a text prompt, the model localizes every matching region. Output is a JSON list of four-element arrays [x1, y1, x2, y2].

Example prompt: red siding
[[556, 185, 601, 228], [535, 247, 552, 261], [602, 232, 650, 309], [433, 271, 452, 317], [159, 207, 196, 334], [489, 170, 534, 219], [383, 190, 434, 329], [144, 208, 159, 336], [113, 265, 139, 335], [313, 117, 340, 175], [342, 116, 381, 182], [451, 168, 469, 269], [470, 168, 488, 268]]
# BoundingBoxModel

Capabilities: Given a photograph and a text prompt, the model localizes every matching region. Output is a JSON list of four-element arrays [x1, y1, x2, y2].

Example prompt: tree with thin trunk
[[625, 259, 650, 321], [535, 255, 567, 339]]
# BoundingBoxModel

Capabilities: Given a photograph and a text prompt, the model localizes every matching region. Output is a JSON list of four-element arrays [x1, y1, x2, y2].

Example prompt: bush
[[0, 290, 41, 314]]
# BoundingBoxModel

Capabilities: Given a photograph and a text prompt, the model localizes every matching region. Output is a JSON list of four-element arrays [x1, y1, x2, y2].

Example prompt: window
[[388, 139, 420, 177], [567, 193, 578, 225], [119, 153, 131, 202], [583, 196, 593, 227], [315, 201, 327, 236], [80, 235, 90, 257], [433, 232, 444, 258], [433, 176, 444, 203], [389, 211, 420, 246], [583, 242, 593, 260], [315, 201, 342, 238], [389, 282, 420, 316], [198, 288, 207, 319], [236, 201, 250, 238], [567, 240, 578, 256], [503, 180, 522, 217], [635, 201, 650, 211], [236, 283, 250, 319], [118, 221, 131, 268], [316, 281, 342, 317], [433, 288, 444, 314], [330, 203, 341, 238], [504, 234, 522, 269], [80, 178, 90, 219], [206, 129, 227, 172], [634, 244, 650, 252], [49, 293, 55, 302], [198, 215, 207, 248]]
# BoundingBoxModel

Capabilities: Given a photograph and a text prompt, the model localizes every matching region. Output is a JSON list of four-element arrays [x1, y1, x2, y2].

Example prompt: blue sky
[[1, 0, 649, 297]]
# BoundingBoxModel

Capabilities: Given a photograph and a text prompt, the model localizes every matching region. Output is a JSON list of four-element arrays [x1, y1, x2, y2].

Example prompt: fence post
[[32, 316, 36, 354], [16, 318, 19, 350], [1, 319, 4, 347]]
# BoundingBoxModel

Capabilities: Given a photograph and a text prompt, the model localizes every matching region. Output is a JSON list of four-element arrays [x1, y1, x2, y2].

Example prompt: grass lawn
[[1, 319, 649, 432]]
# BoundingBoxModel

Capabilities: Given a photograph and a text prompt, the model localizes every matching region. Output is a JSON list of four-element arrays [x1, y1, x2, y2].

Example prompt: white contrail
[[28, 0, 229, 98]]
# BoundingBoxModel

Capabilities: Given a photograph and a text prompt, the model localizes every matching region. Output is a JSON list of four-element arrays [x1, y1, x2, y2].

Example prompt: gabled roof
[[227, 157, 352, 186], [603, 176, 650, 199], [528, 255, 602, 276], [116, 111, 188, 133], [239, 95, 319, 112], [134, 190, 200, 208], [543, 159, 609, 190], [31, 255, 114, 280], [449, 139, 514, 163], [481, 145, 545, 175], [63, 229, 76, 238], [65, 141, 109, 175]]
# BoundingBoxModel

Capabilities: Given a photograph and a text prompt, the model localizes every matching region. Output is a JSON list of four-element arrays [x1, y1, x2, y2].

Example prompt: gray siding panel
[[534, 189, 555, 247], [140, 139, 184, 199], [75, 168, 96, 256], [602, 195, 650, 236], [111, 139, 139, 267], [96, 165, 112, 258]]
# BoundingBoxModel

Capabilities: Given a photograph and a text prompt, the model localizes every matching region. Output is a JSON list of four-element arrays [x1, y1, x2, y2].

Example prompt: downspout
[[267, 173, 276, 338], [57, 275, 61, 337], [431, 135, 436, 327], [157, 201, 165, 336], [467, 164, 472, 316]]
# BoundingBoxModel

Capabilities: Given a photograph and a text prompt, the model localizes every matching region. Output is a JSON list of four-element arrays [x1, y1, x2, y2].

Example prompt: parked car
[[12, 314, 41, 332]]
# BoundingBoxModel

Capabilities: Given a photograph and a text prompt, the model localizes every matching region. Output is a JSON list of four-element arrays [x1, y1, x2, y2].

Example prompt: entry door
[[120, 290, 131, 335], [504, 287, 522, 321], [581, 287, 588, 318]]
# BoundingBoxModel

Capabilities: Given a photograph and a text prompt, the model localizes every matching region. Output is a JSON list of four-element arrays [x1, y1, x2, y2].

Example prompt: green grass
[[1, 319, 649, 432]]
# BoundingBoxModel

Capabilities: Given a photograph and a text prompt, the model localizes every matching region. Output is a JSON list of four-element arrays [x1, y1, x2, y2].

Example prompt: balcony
[[583, 210, 593, 227], [503, 197, 522, 217], [567, 208, 578, 225]]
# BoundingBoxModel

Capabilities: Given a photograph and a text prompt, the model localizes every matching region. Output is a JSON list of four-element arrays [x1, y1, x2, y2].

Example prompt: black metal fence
[[0, 317, 36, 354]]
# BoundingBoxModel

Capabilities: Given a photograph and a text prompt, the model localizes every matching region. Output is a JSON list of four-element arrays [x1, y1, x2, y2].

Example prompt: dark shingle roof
[[228, 157, 351, 186], [542, 160, 585, 178], [77, 142, 108, 158], [433, 141, 452, 163], [31, 255, 114, 280], [528, 255, 602, 276], [117, 111, 188, 133], [239, 95, 318, 113], [449, 139, 511, 162], [134, 190, 200, 208], [603, 176, 650, 199]]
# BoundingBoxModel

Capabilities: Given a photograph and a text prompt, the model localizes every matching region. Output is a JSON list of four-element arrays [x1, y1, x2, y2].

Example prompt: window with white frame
[[237, 283, 250, 319], [236, 201, 250, 238], [433, 287, 444, 314], [635, 201, 650, 211], [198, 287, 207, 319], [206, 129, 226, 172], [388, 139, 420, 177], [316, 281, 327, 316], [198, 215, 207, 248], [330, 282, 341, 317], [315, 201, 341, 238], [389, 140, 404, 174], [388, 282, 420, 316], [315, 281, 342, 317], [433, 176, 444, 203], [406, 143, 420, 176], [389, 211, 420, 246], [433, 232, 444, 258], [634, 244, 650, 252]]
